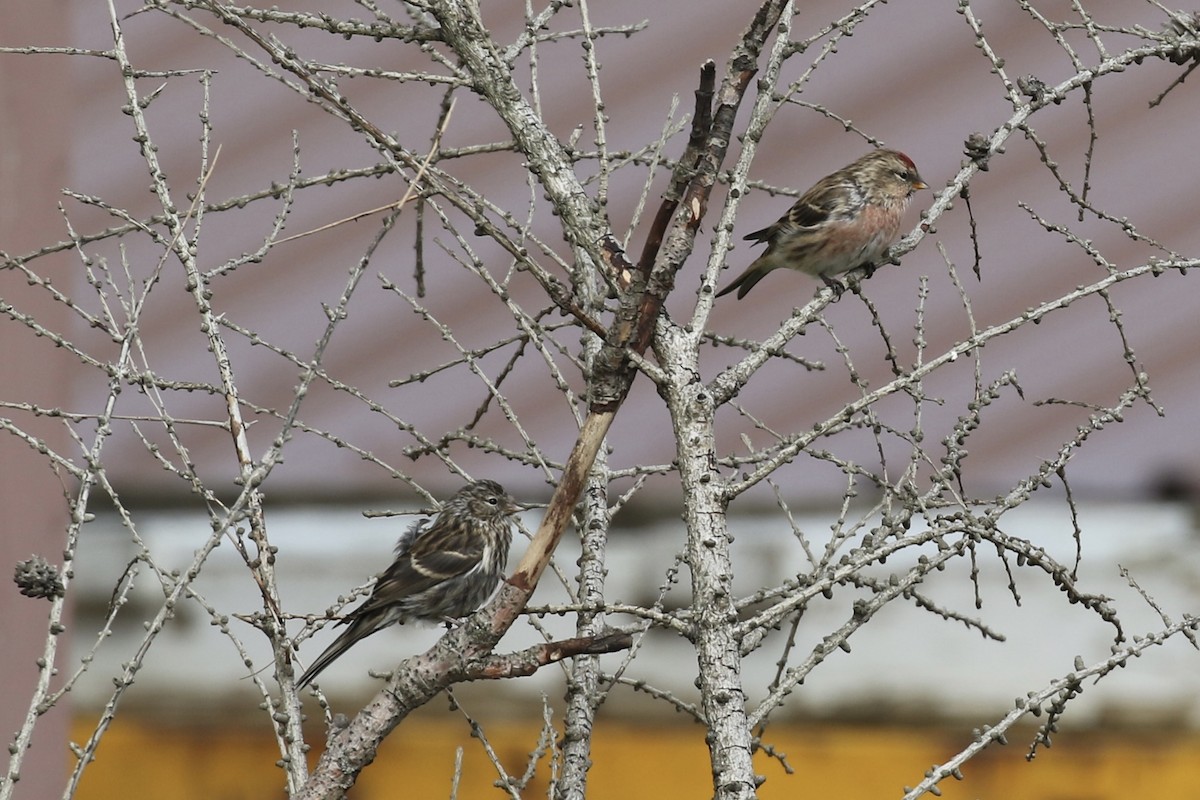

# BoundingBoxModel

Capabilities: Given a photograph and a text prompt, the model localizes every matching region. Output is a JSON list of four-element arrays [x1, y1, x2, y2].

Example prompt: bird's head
[[860, 149, 928, 201], [457, 479, 521, 519]]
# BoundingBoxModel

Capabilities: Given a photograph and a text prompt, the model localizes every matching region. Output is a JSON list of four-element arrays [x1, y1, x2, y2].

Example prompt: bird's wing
[[745, 173, 858, 243], [339, 524, 479, 623], [408, 525, 485, 580], [785, 174, 860, 228]]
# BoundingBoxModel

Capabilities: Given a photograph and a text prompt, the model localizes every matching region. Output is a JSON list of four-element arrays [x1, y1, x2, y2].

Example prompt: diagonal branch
[[295, 7, 773, 797]]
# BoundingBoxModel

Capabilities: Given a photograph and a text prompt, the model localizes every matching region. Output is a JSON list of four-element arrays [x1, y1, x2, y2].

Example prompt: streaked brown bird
[[297, 479, 519, 688], [716, 149, 927, 299]]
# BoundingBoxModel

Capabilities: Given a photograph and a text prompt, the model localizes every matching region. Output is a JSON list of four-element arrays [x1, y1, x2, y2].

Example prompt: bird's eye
[[895, 170, 910, 181], [487, 496, 499, 505]]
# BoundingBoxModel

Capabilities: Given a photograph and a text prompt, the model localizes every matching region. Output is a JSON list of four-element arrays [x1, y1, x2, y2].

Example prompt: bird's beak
[[911, 178, 928, 190], [506, 499, 523, 515]]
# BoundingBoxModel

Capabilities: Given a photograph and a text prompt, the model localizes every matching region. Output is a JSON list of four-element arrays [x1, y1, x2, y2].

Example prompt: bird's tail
[[715, 263, 769, 299], [297, 617, 375, 689]]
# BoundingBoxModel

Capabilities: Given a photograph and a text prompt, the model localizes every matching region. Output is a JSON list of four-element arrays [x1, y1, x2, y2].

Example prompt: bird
[[296, 479, 519, 688], [715, 149, 927, 299]]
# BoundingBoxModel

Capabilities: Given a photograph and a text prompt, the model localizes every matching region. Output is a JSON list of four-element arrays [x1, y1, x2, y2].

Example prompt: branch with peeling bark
[[466, 632, 634, 681], [290, 28, 730, 800], [294, 49, 739, 800], [258, 0, 789, 793]]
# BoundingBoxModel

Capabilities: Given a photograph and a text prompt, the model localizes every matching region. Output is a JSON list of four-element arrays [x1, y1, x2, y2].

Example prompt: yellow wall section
[[71, 717, 1200, 799]]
